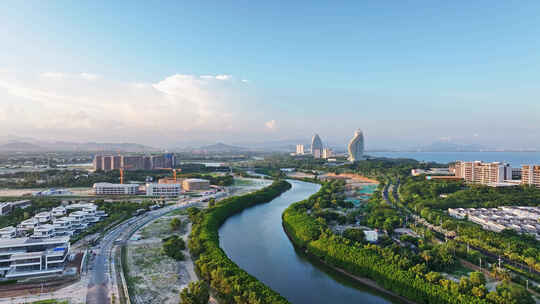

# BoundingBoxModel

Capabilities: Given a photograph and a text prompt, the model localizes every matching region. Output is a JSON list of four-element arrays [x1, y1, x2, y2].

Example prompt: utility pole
[[479, 257, 482, 270], [498, 256, 501, 269], [467, 242, 469, 254]]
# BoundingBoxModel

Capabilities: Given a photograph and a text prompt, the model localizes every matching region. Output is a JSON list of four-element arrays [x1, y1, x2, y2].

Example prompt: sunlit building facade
[[347, 129, 364, 162], [311, 134, 323, 159]]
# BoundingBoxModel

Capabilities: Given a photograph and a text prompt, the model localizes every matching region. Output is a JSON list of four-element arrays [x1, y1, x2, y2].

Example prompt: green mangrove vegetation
[[188, 180, 292, 304], [283, 180, 534, 304]]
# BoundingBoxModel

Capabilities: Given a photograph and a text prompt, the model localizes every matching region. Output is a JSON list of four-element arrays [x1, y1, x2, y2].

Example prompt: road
[[85, 193, 222, 304]]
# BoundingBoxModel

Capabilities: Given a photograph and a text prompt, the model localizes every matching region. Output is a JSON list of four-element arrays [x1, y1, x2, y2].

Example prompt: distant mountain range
[[193, 142, 250, 153], [0, 136, 159, 152]]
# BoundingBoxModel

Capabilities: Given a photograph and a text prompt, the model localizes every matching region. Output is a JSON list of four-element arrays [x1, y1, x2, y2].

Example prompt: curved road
[[85, 197, 212, 304]]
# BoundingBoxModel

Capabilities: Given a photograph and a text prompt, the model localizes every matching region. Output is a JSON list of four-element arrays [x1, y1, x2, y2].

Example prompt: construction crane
[[119, 165, 133, 184], [156, 168, 182, 183]]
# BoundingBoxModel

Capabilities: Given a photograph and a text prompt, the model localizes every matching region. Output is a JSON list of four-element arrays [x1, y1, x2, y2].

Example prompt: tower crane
[[156, 168, 182, 182], [119, 165, 133, 184]]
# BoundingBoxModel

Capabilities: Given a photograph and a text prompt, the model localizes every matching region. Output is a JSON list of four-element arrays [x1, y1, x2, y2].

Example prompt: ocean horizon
[[368, 151, 540, 167]]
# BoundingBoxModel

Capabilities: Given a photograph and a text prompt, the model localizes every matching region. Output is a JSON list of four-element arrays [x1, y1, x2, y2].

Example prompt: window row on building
[[93, 153, 176, 172]]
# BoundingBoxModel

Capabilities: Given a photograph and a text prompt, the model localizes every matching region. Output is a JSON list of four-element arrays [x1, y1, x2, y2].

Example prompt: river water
[[219, 180, 400, 304]]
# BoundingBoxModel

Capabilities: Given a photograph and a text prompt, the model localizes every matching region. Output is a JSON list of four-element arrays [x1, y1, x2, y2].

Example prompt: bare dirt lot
[[126, 213, 196, 304]]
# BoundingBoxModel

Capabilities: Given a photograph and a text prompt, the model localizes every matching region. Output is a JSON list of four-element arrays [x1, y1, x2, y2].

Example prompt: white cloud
[[265, 119, 277, 130], [215, 74, 231, 80], [241, 79, 250, 83], [200, 74, 232, 80], [79, 73, 100, 81], [0, 71, 251, 143]]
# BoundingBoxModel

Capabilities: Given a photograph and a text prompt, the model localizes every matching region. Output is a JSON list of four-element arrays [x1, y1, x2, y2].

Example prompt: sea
[[368, 151, 540, 167]]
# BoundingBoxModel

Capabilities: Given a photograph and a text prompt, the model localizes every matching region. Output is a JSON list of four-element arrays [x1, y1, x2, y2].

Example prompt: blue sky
[[1, 1, 540, 149]]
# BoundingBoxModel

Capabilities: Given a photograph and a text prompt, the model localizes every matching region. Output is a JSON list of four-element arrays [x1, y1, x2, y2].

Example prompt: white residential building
[[0, 227, 16, 239], [53, 218, 74, 237], [296, 144, 305, 155], [51, 207, 67, 218], [93, 183, 139, 195], [0, 237, 70, 279], [322, 148, 333, 159], [34, 212, 52, 224], [18, 218, 39, 231], [0, 203, 11, 216], [33, 224, 56, 239], [146, 183, 181, 197]]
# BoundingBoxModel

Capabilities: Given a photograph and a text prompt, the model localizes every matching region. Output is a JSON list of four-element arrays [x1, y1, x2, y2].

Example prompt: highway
[[85, 194, 220, 304]]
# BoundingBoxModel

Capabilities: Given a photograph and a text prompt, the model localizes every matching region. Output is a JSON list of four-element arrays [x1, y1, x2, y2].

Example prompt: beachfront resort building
[[451, 161, 516, 186], [522, 165, 540, 188]]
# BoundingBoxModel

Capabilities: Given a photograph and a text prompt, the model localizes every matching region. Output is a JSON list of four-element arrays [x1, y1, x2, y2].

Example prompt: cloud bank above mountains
[[0, 70, 271, 145]]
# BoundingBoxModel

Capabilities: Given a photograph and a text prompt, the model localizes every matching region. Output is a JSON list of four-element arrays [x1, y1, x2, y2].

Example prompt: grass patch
[[448, 261, 473, 277]]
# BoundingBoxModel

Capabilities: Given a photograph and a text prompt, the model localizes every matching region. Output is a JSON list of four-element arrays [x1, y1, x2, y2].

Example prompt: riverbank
[[281, 180, 487, 304], [188, 180, 292, 304], [281, 224, 413, 304]]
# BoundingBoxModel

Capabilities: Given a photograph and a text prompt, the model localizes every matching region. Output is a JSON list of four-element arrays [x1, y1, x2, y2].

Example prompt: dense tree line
[[283, 180, 534, 304], [399, 177, 540, 268], [162, 235, 186, 261], [180, 280, 209, 304], [188, 180, 292, 304]]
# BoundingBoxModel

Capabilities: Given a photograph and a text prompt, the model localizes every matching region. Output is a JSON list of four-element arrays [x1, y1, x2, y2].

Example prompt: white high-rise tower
[[311, 134, 323, 158], [348, 129, 364, 162]]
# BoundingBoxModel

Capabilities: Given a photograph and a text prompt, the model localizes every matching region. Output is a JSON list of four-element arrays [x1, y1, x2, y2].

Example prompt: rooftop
[[0, 236, 70, 247]]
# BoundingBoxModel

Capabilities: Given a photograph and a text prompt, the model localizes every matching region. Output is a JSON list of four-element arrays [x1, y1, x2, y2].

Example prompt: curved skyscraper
[[311, 134, 323, 158], [348, 129, 364, 162]]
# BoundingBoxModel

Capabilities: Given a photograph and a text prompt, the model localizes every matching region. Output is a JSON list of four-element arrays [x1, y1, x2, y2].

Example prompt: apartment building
[[0, 227, 16, 239], [33, 224, 56, 239], [93, 153, 177, 171], [296, 144, 305, 155], [0, 236, 70, 279], [51, 206, 67, 218], [0, 203, 11, 216], [52, 218, 74, 237], [322, 148, 333, 159], [146, 183, 181, 197], [452, 161, 513, 185], [93, 183, 139, 195], [522, 165, 540, 188], [0, 200, 32, 216], [93, 155, 103, 171]]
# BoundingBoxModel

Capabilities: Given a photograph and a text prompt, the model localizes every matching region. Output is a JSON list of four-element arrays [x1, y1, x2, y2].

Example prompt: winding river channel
[[219, 180, 401, 304]]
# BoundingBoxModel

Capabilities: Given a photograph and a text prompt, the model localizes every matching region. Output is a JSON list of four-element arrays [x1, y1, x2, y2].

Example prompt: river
[[219, 180, 400, 304]]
